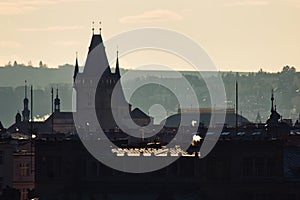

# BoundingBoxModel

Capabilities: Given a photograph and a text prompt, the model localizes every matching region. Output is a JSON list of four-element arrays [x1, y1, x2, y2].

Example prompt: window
[[21, 188, 28, 200], [287, 193, 297, 200], [207, 158, 230, 180], [254, 157, 265, 176], [0, 151, 3, 165], [19, 163, 30, 177], [243, 157, 253, 177], [0, 177, 3, 191], [26, 164, 30, 176], [266, 158, 276, 176], [168, 162, 178, 176], [89, 161, 97, 177], [254, 193, 268, 200]]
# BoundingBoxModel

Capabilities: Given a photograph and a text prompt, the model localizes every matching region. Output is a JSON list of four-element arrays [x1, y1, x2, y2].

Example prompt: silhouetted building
[[73, 31, 152, 131], [33, 138, 300, 200], [0, 140, 35, 200], [0, 141, 14, 195], [12, 142, 35, 200], [163, 108, 249, 128], [266, 90, 290, 136], [2, 27, 300, 200], [0, 186, 20, 200]]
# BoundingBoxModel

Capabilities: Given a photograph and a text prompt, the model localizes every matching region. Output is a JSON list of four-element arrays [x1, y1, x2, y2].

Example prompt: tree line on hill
[[0, 63, 299, 128]]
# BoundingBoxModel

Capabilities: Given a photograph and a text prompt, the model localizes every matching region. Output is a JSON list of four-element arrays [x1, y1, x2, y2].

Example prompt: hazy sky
[[0, 0, 299, 72]]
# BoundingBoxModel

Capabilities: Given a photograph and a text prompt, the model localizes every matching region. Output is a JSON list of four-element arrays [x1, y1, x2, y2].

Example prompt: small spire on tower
[[54, 87, 60, 112], [115, 49, 120, 77], [255, 111, 261, 123], [271, 89, 274, 112], [22, 80, 30, 122], [73, 52, 79, 83]]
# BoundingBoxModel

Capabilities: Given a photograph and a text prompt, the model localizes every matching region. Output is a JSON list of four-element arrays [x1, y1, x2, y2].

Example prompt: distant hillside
[[1, 64, 299, 128]]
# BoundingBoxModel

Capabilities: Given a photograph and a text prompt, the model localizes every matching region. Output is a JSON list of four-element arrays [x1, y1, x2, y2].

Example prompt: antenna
[[30, 85, 33, 174], [271, 88, 274, 112], [51, 87, 54, 134], [25, 80, 27, 98], [30, 85, 33, 122], [235, 80, 239, 130], [56, 86, 59, 98], [99, 21, 102, 34]]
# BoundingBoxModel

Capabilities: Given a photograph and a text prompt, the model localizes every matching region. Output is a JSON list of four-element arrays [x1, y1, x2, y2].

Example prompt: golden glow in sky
[[0, 0, 299, 72]]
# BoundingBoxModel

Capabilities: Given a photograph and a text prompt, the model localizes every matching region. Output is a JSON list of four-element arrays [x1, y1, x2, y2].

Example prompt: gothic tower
[[73, 28, 151, 131], [74, 30, 126, 130]]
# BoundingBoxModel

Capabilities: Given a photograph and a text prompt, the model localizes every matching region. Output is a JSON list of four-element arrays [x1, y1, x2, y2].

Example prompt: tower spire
[[235, 73, 239, 130], [22, 80, 30, 122], [54, 87, 60, 112], [115, 49, 120, 77], [271, 89, 274, 112], [255, 111, 261, 123], [73, 52, 79, 83], [30, 85, 33, 122]]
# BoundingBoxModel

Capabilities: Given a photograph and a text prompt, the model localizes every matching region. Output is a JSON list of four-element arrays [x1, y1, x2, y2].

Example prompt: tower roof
[[88, 34, 103, 54], [16, 111, 21, 118], [83, 32, 111, 77]]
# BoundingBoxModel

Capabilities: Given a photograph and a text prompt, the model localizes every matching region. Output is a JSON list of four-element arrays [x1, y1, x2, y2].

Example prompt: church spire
[[22, 80, 30, 122], [255, 111, 261, 123], [115, 50, 120, 78], [73, 52, 79, 83], [54, 87, 60, 112], [271, 89, 274, 113]]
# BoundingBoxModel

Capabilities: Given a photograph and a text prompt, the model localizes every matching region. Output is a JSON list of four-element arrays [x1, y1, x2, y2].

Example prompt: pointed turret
[[115, 51, 120, 78], [266, 90, 280, 125], [73, 52, 79, 83], [54, 88, 61, 112], [255, 112, 261, 123], [22, 80, 30, 122], [15, 111, 21, 124], [271, 89, 274, 113]]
